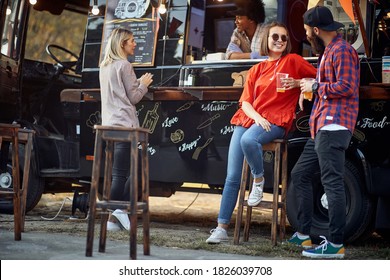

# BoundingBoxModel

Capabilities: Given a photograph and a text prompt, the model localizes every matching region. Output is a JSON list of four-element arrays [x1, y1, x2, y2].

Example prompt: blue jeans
[[291, 130, 351, 244], [217, 124, 285, 225]]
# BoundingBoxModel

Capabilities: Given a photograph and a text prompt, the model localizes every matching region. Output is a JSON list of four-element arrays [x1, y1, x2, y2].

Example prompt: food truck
[[1, 0, 389, 243]]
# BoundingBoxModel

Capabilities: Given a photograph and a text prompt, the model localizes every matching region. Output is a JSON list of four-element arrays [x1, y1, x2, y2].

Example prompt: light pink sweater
[[99, 59, 148, 128]]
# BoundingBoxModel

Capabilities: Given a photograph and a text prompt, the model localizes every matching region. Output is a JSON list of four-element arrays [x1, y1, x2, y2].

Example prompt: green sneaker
[[302, 236, 345, 259], [285, 232, 312, 249]]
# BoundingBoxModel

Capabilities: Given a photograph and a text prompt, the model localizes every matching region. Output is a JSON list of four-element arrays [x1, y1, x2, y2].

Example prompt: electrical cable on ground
[[40, 196, 72, 220], [176, 184, 204, 216]]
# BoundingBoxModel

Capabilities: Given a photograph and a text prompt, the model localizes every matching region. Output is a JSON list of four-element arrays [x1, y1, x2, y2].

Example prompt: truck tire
[[0, 145, 44, 214], [286, 159, 374, 243]]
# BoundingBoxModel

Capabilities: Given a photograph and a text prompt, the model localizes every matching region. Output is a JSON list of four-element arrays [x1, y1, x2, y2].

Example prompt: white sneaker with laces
[[247, 179, 264, 206], [206, 227, 228, 244], [112, 209, 130, 231], [107, 221, 121, 232]]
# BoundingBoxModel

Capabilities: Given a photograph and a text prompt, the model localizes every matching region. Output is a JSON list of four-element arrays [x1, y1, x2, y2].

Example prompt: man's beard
[[308, 33, 325, 56]]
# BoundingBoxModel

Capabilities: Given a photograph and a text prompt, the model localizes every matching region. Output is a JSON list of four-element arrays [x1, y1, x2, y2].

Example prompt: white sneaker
[[107, 221, 121, 232], [111, 209, 130, 231], [206, 227, 228, 244], [247, 179, 264, 206]]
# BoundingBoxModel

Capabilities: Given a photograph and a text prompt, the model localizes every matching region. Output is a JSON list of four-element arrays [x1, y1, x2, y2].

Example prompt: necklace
[[259, 57, 282, 80]]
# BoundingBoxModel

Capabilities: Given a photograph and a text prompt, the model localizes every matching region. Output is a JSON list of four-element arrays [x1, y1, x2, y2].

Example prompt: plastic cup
[[301, 78, 316, 101], [276, 73, 289, 93]]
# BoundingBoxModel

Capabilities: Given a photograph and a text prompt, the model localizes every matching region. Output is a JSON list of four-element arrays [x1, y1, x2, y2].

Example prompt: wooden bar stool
[[86, 125, 150, 260], [233, 139, 288, 246], [0, 123, 34, 240]]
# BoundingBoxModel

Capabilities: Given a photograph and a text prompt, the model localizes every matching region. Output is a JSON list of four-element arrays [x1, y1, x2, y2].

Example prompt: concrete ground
[[1, 188, 277, 260], [0, 230, 272, 260]]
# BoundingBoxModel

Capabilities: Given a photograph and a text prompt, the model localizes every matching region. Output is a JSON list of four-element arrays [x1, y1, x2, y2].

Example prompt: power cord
[[40, 196, 72, 220], [176, 183, 204, 216]]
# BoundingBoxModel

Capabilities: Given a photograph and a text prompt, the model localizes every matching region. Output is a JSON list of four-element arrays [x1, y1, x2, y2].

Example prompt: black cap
[[227, 0, 265, 24], [228, 7, 248, 16], [303, 6, 344, 31]]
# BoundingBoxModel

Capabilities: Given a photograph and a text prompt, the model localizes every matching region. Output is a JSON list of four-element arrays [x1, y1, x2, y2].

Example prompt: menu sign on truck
[[101, 0, 159, 66]]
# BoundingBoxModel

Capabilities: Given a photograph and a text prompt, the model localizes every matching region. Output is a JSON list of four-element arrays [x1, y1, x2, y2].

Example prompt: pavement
[[1, 190, 278, 260], [0, 230, 272, 260], [2, 233, 387, 280]]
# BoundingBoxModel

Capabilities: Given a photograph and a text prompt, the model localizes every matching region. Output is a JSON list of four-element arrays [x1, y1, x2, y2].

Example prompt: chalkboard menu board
[[101, 0, 159, 67]]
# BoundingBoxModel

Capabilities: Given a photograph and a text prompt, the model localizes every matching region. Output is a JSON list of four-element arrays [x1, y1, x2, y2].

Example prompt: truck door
[[0, 0, 26, 122]]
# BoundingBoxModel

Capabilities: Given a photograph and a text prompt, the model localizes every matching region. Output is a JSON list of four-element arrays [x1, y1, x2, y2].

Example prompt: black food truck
[[1, 0, 390, 243]]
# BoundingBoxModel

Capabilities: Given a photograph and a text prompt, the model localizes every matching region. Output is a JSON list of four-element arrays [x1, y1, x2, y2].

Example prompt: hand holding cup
[[300, 78, 316, 101], [281, 77, 298, 90]]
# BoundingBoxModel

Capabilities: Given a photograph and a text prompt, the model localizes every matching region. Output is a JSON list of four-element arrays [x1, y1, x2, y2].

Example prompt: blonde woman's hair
[[259, 21, 292, 56], [100, 28, 133, 67]]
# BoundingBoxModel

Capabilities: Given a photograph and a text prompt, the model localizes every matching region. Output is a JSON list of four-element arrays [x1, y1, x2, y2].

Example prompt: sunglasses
[[269, 33, 288, 42]]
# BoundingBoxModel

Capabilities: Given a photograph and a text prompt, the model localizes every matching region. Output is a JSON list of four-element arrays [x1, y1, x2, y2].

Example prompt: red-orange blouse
[[230, 54, 317, 132]]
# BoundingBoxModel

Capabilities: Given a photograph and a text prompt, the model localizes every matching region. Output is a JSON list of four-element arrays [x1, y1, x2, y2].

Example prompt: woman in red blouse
[[206, 22, 316, 244]]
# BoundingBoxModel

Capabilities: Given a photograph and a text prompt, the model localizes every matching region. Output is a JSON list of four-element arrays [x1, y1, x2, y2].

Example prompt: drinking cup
[[276, 73, 289, 93], [301, 78, 316, 101]]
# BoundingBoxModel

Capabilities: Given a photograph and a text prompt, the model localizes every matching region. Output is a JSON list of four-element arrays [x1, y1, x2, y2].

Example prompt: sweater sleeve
[[292, 54, 317, 78], [120, 61, 148, 105]]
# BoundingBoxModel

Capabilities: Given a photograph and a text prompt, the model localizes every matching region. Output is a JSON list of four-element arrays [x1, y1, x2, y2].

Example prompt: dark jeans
[[291, 130, 352, 244], [110, 142, 130, 201]]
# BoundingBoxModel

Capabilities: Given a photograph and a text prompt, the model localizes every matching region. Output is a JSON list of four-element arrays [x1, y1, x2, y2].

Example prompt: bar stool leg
[[279, 143, 288, 240], [271, 144, 281, 246], [141, 141, 150, 255], [11, 129, 22, 241], [20, 132, 33, 232], [86, 130, 103, 257], [129, 135, 138, 260], [233, 159, 249, 245], [243, 176, 253, 242], [99, 140, 114, 253]]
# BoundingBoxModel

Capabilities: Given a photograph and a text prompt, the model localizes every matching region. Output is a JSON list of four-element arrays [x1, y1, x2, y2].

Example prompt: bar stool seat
[[0, 123, 34, 241], [86, 125, 150, 260], [233, 139, 288, 246]]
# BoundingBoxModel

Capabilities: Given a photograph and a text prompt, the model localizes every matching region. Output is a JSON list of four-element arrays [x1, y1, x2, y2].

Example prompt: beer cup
[[276, 73, 289, 93], [301, 78, 316, 101]]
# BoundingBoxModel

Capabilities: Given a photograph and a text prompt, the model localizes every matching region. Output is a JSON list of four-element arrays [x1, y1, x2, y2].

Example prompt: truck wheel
[[0, 145, 44, 214], [286, 160, 374, 243]]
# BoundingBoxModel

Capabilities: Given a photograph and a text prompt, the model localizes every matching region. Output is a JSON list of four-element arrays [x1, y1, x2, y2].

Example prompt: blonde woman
[[100, 28, 153, 231]]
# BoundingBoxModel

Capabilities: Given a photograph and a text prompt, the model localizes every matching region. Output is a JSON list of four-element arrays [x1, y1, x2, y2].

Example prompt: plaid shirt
[[225, 24, 263, 59], [309, 34, 360, 138]]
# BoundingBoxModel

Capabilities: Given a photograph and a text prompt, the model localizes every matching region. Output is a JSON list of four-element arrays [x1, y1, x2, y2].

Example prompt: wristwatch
[[312, 82, 319, 94]]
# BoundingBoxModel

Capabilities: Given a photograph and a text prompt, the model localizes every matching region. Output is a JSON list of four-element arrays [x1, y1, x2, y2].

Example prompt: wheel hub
[[0, 172, 12, 188]]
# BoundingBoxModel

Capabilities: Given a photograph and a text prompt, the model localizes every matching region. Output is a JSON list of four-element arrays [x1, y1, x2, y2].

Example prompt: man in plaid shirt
[[287, 6, 360, 259]]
